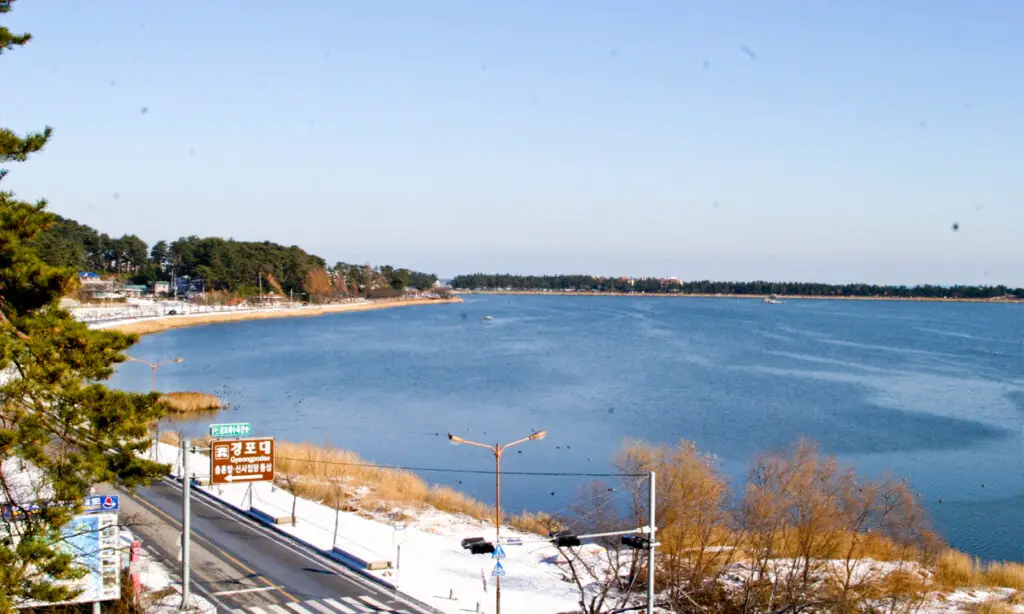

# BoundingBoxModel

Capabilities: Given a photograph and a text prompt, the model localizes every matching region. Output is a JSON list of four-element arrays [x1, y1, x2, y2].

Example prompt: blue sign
[[491, 561, 506, 577], [82, 495, 119, 513], [1, 495, 118, 519], [492, 544, 506, 560]]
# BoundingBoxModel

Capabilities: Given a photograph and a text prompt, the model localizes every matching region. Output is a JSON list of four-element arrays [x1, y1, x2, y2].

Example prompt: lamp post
[[124, 355, 183, 459], [448, 430, 547, 614]]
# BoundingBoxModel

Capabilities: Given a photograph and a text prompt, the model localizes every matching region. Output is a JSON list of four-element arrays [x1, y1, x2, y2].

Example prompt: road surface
[[119, 478, 436, 614]]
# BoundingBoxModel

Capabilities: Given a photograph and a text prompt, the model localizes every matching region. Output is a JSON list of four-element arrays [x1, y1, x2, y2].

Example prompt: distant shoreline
[[456, 290, 1023, 304], [100, 297, 464, 336]]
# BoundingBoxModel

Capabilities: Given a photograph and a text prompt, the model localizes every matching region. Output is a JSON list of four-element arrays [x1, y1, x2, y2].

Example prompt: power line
[[272, 455, 645, 478]]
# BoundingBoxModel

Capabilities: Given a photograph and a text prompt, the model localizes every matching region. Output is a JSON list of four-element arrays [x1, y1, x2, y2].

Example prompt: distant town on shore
[[449, 274, 1024, 301]]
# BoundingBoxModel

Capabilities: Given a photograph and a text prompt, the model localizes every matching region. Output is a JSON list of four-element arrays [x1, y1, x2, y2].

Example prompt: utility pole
[[258, 273, 263, 302], [181, 437, 191, 610], [647, 471, 656, 614]]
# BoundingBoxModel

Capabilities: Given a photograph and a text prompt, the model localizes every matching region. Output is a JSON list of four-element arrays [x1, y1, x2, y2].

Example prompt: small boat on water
[[482, 315, 493, 320], [762, 295, 784, 304]]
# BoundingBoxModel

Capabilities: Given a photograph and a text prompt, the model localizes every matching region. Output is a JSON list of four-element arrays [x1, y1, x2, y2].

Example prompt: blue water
[[109, 296, 1024, 562]]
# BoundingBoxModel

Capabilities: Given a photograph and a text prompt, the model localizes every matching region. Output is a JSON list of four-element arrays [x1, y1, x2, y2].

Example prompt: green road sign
[[210, 423, 251, 438]]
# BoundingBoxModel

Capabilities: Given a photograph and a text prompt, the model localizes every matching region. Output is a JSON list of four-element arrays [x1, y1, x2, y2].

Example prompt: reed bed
[[157, 391, 223, 413], [934, 551, 1024, 591]]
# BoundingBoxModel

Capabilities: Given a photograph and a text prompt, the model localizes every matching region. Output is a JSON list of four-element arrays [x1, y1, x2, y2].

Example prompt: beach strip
[[99, 297, 463, 336]]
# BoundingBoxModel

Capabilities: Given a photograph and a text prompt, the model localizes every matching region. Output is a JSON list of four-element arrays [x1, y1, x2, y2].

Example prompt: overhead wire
[[272, 455, 645, 478]]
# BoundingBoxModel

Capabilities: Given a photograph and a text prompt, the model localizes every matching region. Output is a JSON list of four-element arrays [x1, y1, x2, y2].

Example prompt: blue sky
[[3, 1, 1022, 284]]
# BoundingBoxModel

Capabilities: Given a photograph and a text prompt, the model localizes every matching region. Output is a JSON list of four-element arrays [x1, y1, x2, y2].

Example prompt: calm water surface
[[109, 296, 1024, 562]]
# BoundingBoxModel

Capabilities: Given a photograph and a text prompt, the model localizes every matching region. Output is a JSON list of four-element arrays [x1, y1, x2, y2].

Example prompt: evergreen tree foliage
[[1, 3, 167, 608]]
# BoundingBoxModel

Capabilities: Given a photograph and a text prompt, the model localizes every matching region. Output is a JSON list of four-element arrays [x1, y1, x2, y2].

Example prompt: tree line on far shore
[[450, 273, 1024, 300], [30, 214, 438, 298]]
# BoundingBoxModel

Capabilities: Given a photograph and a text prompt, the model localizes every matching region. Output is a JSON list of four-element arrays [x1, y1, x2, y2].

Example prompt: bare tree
[[556, 482, 643, 614]]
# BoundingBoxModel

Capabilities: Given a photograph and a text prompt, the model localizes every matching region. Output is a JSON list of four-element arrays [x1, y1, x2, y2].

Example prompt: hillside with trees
[[451, 273, 1024, 300], [28, 215, 438, 299]]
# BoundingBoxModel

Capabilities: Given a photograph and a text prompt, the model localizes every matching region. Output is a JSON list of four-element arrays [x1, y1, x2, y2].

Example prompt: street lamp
[[123, 355, 183, 392], [124, 355, 183, 460], [448, 430, 546, 614]]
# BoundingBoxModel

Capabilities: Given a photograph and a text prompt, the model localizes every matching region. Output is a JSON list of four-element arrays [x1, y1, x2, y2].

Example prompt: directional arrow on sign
[[224, 474, 264, 482]]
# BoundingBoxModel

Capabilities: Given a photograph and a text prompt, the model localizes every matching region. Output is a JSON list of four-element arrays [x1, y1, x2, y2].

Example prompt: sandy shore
[[102, 297, 464, 335], [457, 291, 1022, 304]]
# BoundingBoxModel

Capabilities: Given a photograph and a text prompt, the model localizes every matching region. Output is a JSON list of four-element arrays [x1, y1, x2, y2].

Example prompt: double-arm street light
[[448, 430, 547, 614], [123, 355, 183, 392], [124, 355, 183, 460]]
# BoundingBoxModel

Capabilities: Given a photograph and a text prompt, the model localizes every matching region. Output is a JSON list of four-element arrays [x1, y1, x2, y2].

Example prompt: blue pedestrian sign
[[492, 544, 506, 560], [491, 561, 506, 577]]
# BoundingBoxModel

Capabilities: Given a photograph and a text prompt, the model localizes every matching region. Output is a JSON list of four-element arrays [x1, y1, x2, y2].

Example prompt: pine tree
[[1, 2, 167, 609]]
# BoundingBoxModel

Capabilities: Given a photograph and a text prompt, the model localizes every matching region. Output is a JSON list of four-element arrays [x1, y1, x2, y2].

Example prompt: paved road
[[119, 478, 435, 614]]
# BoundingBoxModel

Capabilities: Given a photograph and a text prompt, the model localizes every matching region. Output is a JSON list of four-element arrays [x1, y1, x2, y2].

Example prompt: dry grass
[[271, 441, 555, 534], [934, 550, 1024, 591], [969, 601, 1018, 614], [158, 391, 223, 413], [985, 563, 1024, 591], [108, 297, 462, 336]]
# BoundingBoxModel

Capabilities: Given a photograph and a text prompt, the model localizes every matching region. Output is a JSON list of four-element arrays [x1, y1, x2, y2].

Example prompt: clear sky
[[3, 1, 1022, 285]]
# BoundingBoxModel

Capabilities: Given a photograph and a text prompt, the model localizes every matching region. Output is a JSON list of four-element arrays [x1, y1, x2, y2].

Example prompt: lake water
[[109, 296, 1024, 562]]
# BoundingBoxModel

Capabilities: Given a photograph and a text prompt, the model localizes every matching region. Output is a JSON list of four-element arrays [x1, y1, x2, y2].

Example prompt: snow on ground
[[154, 441, 583, 614], [121, 527, 216, 613]]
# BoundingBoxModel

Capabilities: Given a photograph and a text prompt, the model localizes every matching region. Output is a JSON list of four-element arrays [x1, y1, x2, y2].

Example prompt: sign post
[[209, 423, 251, 438], [181, 438, 190, 610], [210, 437, 275, 485], [393, 524, 406, 588]]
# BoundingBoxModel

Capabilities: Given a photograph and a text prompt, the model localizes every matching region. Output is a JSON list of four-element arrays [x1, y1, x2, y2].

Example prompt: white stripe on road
[[303, 601, 337, 614], [213, 586, 281, 596], [266, 605, 292, 614], [249, 607, 269, 614], [323, 598, 357, 614], [357, 595, 391, 610], [285, 603, 314, 614], [341, 597, 372, 612]]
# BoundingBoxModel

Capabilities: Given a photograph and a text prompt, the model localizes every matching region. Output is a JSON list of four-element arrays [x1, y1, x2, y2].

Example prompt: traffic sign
[[492, 544, 506, 560], [502, 537, 522, 547], [210, 437, 275, 485], [491, 561, 506, 577], [210, 422, 251, 438]]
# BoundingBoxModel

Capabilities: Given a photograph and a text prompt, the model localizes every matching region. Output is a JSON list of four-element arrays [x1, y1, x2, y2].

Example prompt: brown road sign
[[210, 437, 275, 485]]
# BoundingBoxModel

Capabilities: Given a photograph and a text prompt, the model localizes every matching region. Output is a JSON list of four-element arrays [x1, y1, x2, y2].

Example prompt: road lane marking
[[130, 493, 299, 602], [156, 479, 432, 613], [249, 607, 270, 614], [285, 603, 314, 614], [303, 601, 338, 614], [266, 605, 292, 614], [323, 598, 357, 613], [212, 586, 281, 596], [356, 595, 391, 610], [341, 597, 372, 612]]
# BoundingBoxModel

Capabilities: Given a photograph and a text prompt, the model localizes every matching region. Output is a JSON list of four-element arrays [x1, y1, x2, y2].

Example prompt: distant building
[[150, 281, 170, 295], [81, 281, 125, 301], [77, 272, 103, 284], [250, 293, 285, 306], [123, 284, 148, 298]]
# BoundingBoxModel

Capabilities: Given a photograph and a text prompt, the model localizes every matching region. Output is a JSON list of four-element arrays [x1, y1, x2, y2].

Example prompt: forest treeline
[[30, 214, 438, 298], [450, 273, 1024, 300]]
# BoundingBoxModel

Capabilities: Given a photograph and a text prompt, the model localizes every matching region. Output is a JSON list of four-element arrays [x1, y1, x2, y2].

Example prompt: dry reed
[[157, 391, 223, 413]]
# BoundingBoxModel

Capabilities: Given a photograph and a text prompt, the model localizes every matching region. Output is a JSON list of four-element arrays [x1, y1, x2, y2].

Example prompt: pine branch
[[0, 127, 53, 163]]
